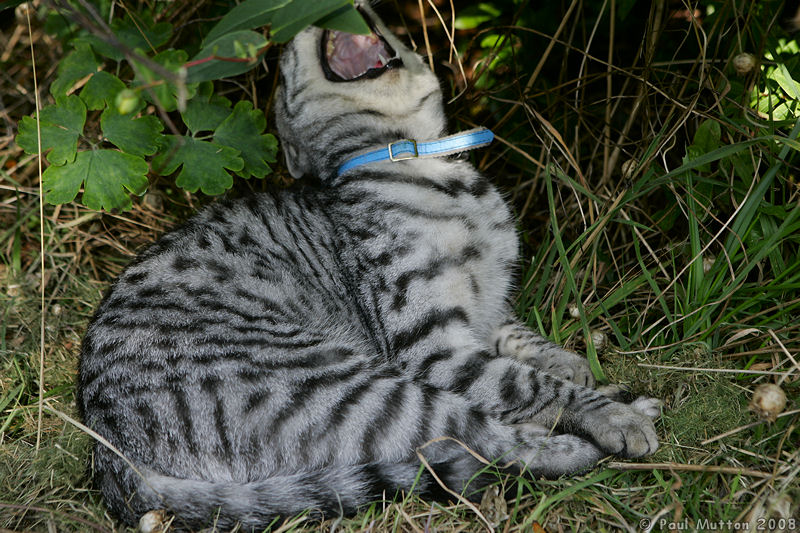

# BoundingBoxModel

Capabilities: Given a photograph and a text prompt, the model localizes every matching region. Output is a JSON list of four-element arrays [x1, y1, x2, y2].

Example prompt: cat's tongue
[[325, 30, 394, 80]]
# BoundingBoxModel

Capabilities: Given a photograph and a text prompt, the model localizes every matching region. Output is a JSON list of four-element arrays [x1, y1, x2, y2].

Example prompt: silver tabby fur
[[78, 4, 660, 530]]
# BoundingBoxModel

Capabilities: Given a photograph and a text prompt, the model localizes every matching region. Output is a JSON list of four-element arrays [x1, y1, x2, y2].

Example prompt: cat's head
[[274, 3, 446, 181]]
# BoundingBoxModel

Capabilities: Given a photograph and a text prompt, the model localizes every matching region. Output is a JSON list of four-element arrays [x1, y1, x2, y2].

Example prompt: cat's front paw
[[585, 400, 659, 458], [523, 350, 596, 388]]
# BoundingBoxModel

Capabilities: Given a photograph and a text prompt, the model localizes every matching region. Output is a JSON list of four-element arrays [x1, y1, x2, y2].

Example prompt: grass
[[2, 0, 799, 531]]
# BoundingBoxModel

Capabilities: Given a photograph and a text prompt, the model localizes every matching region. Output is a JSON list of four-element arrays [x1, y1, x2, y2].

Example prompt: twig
[[26, 2, 46, 454], [606, 461, 774, 479], [396, 504, 424, 533], [417, 0, 434, 72], [768, 329, 800, 385], [43, 404, 146, 480], [424, 0, 468, 103], [603, 0, 615, 182], [43, 403, 173, 512], [416, 437, 494, 532], [637, 363, 795, 377], [493, 0, 581, 132]]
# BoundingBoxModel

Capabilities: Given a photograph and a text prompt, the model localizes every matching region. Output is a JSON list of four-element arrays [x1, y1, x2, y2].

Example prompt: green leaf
[[180, 82, 233, 132], [15, 95, 87, 165], [751, 86, 783, 119], [204, 0, 351, 46], [182, 99, 233, 134], [214, 101, 278, 178], [270, 0, 351, 43], [187, 30, 269, 83], [43, 150, 149, 211], [454, 4, 502, 30], [204, 0, 293, 44], [75, 35, 119, 62], [100, 108, 163, 156], [50, 42, 100, 97], [692, 119, 721, 154], [133, 49, 195, 112], [731, 151, 755, 183], [685, 119, 722, 172], [314, 5, 370, 35], [80, 71, 128, 111], [78, 12, 173, 61], [43, 10, 76, 40], [113, 14, 172, 53], [773, 64, 800, 101], [152, 136, 244, 195]]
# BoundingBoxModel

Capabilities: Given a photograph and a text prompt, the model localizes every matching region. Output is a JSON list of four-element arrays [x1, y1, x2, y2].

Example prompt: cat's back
[[78, 188, 369, 419], [89, 189, 343, 322]]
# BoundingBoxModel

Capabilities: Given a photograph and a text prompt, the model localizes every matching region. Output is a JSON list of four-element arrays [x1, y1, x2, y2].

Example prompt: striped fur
[[79, 5, 659, 530]]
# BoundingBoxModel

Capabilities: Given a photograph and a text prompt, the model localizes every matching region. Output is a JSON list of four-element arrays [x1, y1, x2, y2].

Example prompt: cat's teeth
[[377, 52, 387, 65]]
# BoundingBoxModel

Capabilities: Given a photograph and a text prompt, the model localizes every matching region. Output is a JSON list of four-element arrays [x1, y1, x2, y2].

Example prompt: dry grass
[[1, 1, 798, 532]]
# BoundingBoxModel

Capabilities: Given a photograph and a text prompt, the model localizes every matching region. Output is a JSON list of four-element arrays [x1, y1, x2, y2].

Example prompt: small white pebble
[[749, 383, 787, 423], [621, 159, 638, 180], [138, 509, 169, 533], [15, 3, 31, 23], [590, 329, 608, 351], [568, 304, 580, 318], [733, 53, 756, 75]]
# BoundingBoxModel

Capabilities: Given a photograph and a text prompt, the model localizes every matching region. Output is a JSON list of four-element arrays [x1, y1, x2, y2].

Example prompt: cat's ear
[[283, 142, 307, 179]]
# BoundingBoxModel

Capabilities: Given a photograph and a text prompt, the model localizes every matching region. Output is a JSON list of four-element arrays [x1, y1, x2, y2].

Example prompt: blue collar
[[337, 127, 494, 177]]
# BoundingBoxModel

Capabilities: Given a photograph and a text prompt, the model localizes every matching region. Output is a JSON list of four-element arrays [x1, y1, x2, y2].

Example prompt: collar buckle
[[388, 139, 418, 162]]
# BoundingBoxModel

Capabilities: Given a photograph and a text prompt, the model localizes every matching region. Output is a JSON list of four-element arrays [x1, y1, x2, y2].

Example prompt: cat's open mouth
[[321, 21, 402, 82]]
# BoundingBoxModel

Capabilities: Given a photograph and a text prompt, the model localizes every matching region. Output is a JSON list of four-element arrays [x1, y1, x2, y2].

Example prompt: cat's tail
[[95, 446, 490, 531]]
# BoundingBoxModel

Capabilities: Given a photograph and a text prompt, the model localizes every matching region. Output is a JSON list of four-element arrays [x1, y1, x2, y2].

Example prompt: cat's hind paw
[[585, 402, 659, 458], [523, 349, 596, 388]]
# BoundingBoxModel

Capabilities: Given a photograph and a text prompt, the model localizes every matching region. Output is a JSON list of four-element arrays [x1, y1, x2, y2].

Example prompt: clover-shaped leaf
[[80, 71, 128, 111], [182, 97, 233, 134], [43, 150, 149, 211], [16, 95, 87, 165], [153, 135, 244, 195], [213, 101, 277, 178], [101, 108, 164, 156], [50, 42, 101, 97]]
